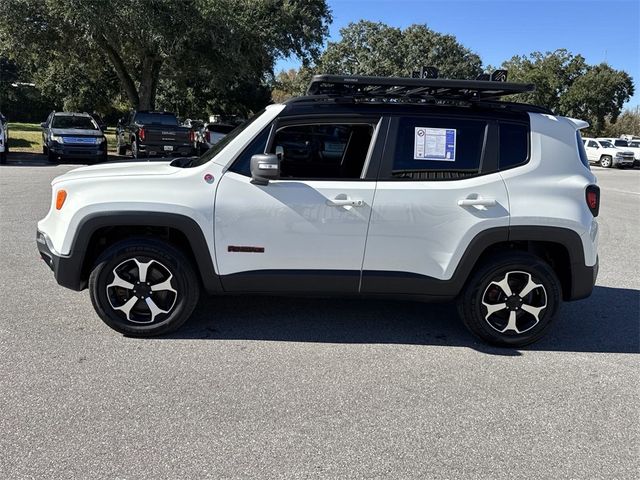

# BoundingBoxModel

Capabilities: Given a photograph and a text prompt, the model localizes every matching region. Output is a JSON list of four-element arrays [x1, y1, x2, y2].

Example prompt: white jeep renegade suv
[[36, 75, 600, 347]]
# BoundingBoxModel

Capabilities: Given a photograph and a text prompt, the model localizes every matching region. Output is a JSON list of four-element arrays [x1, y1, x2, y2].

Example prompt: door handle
[[327, 197, 364, 207], [457, 198, 497, 207]]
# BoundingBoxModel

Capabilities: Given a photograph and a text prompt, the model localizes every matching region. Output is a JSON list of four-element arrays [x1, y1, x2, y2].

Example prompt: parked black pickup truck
[[116, 111, 195, 159]]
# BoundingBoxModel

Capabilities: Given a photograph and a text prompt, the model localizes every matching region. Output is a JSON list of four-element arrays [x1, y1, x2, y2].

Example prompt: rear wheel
[[599, 155, 612, 168], [0, 150, 6, 164], [89, 239, 200, 336], [457, 253, 561, 347]]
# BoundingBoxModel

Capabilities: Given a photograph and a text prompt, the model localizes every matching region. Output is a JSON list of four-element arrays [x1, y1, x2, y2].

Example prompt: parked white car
[[582, 137, 635, 168], [36, 74, 600, 347], [601, 137, 640, 165]]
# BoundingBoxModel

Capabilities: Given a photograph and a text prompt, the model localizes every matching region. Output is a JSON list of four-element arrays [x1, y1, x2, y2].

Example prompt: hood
[[52, 160, 178, 185], [51, 128, 102, 137]]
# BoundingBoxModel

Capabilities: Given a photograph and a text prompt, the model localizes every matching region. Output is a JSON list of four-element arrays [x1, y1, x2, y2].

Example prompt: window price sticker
[[414, 127, 456, 161]]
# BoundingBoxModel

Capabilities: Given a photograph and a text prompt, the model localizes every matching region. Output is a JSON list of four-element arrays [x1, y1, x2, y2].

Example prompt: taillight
[[139, 127, 145, 141], [189, 130, 195, 143], [586, 185, 600, 217]]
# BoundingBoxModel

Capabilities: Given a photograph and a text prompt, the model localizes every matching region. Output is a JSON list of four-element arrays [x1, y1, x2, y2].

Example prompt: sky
[[276, 0, 640, 107]]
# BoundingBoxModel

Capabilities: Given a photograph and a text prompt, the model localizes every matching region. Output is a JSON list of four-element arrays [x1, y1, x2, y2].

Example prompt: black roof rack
[[305, 74, 535, 103]]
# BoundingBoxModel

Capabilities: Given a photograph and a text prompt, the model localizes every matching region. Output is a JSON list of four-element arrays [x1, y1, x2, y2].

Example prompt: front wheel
[[457, 253, 561, 347], [599, 155, 613, 168], [89, 239, 200, 336]]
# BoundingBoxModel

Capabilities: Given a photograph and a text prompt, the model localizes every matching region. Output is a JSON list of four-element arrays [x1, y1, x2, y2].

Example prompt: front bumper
[[36, 230, 85, 291], [49, 143, 107, 160], [613, 156, 635, 167]]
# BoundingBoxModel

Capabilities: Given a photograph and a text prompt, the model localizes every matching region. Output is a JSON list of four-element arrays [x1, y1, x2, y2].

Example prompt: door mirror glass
[[250, 153, 280, 185]]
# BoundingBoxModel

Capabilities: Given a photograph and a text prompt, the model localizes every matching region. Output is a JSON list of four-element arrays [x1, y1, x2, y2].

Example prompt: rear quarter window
[[499, 122, 529, 170]]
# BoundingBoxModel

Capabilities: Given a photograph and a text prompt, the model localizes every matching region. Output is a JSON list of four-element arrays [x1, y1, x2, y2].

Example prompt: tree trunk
[[96, 37, 139, 108], [138, 57, 163, 110]]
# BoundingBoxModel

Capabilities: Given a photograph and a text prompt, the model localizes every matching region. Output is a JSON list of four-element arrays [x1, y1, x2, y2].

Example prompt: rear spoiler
[[565, 117, 589, 130]]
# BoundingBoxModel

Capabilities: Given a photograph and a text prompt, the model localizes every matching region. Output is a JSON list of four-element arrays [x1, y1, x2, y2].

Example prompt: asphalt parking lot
[[1, 157, 638, 479]]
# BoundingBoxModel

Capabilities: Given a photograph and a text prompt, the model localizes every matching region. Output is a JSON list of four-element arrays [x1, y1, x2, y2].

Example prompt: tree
[[502, 50, 634, 134], [0, 0, 331, 111], [316, 21, 483, 79], [561, 64, 634, 134], [271, 67, 314, 102], [603, 107, 640, 137]]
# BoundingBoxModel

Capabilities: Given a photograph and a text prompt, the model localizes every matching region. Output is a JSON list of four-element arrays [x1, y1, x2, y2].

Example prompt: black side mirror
[[250, 153, 280, 185], [40, 122, 47, 128]]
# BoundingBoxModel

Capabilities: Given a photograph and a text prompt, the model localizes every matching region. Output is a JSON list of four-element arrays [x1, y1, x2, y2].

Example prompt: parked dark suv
[[116, 111, 194, 159], [41, 112, 108, 163]]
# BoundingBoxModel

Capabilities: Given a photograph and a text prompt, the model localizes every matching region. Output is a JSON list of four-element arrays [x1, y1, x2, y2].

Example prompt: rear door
[[214, 115, 387, 293], [361, 114, 511, 295]]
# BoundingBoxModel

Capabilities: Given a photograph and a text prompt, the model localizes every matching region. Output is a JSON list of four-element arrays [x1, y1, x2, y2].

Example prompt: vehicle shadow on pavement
[[168, 286, 639, 355]]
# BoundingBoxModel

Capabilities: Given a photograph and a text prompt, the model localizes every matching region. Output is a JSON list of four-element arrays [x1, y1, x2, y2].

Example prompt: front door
[[585, 140, 599, 162], [214, 116, 386, 293]]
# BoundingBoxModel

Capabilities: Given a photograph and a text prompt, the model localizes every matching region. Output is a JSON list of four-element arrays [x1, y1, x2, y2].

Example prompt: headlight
[[51, 135, 64, 143], [94, 137, 105, 144]]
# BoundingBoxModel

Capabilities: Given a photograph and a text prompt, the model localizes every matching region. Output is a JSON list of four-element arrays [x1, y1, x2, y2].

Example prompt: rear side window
[[391, 117, 486, 179], [576, 131, 590, 168], [499, 122, 529, 170]]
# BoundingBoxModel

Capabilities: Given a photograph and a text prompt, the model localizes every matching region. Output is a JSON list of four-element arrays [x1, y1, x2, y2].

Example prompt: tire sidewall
[[89, 240, 199, 336], [461, 254, 561, 347]]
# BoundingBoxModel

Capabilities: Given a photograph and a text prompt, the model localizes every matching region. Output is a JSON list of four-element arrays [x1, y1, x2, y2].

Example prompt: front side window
[[271, 123, 375, 179], [390, 117, 486, 180]]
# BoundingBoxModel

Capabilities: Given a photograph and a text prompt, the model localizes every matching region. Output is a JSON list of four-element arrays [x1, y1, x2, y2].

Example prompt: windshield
[[598, 140, 614, 148], [187, 110, 265, 168], [52, 115, 97, 130], [134, 113, 179, 126]]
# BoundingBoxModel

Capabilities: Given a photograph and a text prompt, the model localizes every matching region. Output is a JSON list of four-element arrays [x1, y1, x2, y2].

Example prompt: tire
[[43, 145, 48, 155], [457, 252, 561, 347], [599, 155, 612, 168], [132, 139, 146, 159], [47, 149, 58, 163], [89, 238, 200, 337], [116, 138, 127, 156], [0, 150, 6, 164]]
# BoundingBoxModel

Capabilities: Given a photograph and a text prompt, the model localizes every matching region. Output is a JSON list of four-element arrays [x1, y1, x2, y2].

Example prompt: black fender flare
[[59, 211, 222, 293]]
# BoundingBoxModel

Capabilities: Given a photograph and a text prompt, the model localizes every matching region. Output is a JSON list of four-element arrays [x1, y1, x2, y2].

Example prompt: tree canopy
[[502, 49, 634, 134], [318, 21, 483, 79], [0, 0, 331, 113]]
